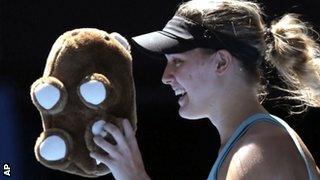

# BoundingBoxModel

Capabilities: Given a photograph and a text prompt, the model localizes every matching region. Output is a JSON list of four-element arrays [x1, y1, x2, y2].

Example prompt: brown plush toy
[[30, 28, 136, 177]]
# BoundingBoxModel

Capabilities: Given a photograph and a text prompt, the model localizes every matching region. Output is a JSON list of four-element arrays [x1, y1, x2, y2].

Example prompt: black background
[[0, 0, 319, 179]]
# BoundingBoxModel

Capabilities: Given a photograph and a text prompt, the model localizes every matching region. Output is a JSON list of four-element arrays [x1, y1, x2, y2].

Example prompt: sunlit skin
[[90, 48, 319, 179], [163, 48, 268, 147]]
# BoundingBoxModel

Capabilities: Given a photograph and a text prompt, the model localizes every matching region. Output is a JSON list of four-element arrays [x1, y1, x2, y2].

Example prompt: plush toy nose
[[39, 135, 67, 161]]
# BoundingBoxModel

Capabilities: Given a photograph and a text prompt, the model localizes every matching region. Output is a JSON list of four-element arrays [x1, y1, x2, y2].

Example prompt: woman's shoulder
[[225, 121, 310, 179]]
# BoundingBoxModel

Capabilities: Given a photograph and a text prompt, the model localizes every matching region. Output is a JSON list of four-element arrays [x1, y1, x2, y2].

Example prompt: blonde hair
[[176, 0, 320, 114]]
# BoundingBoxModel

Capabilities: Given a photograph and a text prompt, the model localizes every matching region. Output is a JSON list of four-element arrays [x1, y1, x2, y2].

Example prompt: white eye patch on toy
[[39, 135, 67, 161], [34, 83, 61, 110], [79, 80, 107, 105], [31, 76, 67, 114]]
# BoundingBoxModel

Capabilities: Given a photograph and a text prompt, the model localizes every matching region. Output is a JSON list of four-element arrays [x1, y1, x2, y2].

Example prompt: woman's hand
[[90, 118, 150, 180]]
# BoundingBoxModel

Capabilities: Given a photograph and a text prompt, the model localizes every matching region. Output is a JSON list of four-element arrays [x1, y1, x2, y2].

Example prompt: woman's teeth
[[175, 89, 186, 96], [175, 90, 187, 100]]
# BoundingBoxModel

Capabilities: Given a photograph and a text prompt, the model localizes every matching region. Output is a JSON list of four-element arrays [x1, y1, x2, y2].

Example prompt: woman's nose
[[161, 65, 174, 85]]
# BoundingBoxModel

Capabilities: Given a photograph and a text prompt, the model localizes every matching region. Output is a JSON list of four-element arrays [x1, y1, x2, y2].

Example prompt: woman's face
[[163, 48, 220, 119]]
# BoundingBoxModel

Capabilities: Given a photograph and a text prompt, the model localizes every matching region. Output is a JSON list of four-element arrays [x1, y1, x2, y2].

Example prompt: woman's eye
[[173, 59, 183, 67]]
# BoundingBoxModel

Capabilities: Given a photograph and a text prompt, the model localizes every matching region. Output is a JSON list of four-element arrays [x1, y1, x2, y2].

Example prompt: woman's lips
[[178, 93, 187, 106]]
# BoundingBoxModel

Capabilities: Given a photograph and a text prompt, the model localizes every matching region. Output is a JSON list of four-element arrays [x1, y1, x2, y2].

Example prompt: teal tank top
[[207, 113, 315, 180]]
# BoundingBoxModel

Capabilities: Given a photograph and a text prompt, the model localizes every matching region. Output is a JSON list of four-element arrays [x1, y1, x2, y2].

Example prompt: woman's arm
[[90, 119, 150, 180]]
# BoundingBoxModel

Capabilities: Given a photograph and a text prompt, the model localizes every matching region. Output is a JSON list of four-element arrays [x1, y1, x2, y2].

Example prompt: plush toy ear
[[110, 32, 130, 51]]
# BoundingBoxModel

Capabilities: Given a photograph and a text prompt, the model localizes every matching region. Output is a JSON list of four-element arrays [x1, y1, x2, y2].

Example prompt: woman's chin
[[178, 96, 204, 119], [178, 101, 208, 120], [178, 107, 202, 120]]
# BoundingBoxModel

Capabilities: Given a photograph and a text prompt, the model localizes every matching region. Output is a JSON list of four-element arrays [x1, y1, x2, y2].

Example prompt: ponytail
[[265, 13, 320, 113]]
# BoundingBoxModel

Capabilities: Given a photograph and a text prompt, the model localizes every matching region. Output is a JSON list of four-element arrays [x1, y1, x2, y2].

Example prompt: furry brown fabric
[[30, 28, 136, 177]]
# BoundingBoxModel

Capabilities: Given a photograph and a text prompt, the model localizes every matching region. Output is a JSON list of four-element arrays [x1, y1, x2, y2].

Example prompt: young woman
[[90, 0, 320, 179]]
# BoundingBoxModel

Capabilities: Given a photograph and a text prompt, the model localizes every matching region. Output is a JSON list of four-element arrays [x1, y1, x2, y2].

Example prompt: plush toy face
[[30, 28, 136, 177]]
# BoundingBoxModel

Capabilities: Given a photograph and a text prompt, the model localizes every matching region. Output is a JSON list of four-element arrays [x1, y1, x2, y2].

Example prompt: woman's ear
[[215, 49, 233, 75]]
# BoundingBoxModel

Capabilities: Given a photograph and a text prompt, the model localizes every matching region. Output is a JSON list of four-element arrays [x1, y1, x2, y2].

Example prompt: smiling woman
[[131, 1, 320, 179], [90, 0, 320, 179], [163, 48, 222, 120]]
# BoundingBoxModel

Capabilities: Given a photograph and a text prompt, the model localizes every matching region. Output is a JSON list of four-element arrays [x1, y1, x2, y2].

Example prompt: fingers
[[93, 136, 120, 157], [90, 152, 113, 167], [91, 118, 146, 179], [122, 118, 135, 138], [92, 119, 138, 159], [103, 122, 129, 151], [122, 119, 139, 150]]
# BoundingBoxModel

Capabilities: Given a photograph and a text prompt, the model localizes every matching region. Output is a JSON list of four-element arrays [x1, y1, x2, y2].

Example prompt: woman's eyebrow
[[170, 54, 186, 60]]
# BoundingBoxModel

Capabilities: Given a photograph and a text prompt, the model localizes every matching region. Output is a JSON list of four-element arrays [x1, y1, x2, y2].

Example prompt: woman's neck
[[208, 93, 268, 151]]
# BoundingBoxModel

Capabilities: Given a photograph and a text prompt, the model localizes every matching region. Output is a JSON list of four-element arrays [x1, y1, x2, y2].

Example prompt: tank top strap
[[207, 113, 313, 180]]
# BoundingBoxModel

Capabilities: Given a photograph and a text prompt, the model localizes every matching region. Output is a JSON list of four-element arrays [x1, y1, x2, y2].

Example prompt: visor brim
[[131, 31, 196, 59]]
